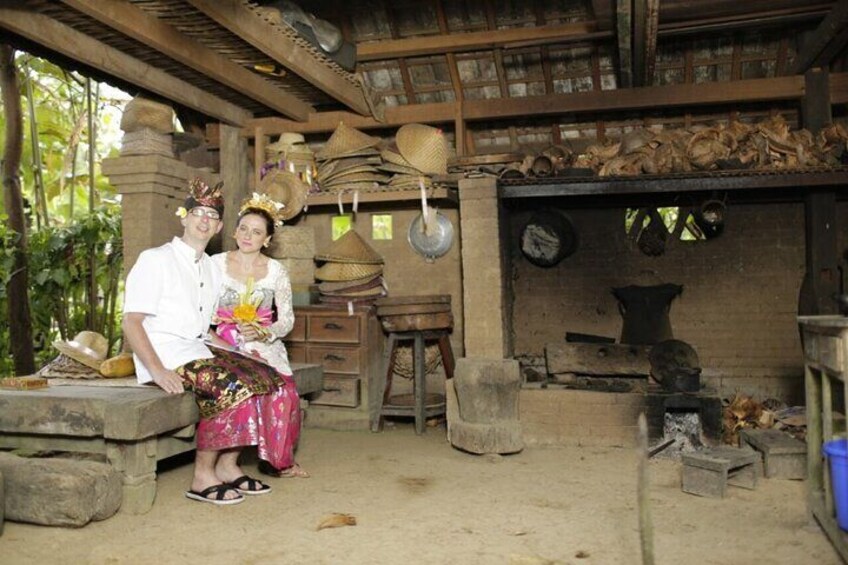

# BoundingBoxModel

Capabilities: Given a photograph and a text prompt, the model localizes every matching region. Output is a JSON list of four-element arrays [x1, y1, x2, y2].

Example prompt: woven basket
[[120, 97, 175, 134], [391, 343, 443, 379], [37, 354, 102, 379]]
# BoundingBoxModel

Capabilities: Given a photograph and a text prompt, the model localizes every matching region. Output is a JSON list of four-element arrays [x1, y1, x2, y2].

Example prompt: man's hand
[[151, 368, 185, 394]]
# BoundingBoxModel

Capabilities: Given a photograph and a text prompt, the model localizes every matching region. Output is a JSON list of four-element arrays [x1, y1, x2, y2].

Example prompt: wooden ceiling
[[1, 0, 847, 152]]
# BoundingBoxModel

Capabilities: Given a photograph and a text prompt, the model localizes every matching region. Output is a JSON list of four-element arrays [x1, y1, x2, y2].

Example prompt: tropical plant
[[0, 52, 127, 376]]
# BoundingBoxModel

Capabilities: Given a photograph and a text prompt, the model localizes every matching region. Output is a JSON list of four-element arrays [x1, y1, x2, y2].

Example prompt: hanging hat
[[52, 331, 108, 371], [316, 123, 380, 160], [314, 261, 384, 282], [315, 230, 384, 264], [258, 169, 308, 221], [396, 124, 449, 175], [184, 177, 225, 216], [267, 132, 306, 153]]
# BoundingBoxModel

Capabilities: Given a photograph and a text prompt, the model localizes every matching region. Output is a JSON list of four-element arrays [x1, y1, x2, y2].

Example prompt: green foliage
[[0, 52, 129, 376]]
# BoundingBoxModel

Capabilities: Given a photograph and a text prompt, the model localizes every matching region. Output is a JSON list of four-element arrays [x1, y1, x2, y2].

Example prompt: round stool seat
[[385, 392, 446, 409], [380, 312, 453, 333]]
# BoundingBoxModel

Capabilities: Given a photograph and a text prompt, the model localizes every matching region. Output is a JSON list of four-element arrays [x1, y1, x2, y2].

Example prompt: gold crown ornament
[[239, 192, 285, 225]]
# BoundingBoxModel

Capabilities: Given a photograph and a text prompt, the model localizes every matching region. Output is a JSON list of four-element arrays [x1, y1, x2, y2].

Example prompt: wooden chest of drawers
[[285, 305, 383, 415]]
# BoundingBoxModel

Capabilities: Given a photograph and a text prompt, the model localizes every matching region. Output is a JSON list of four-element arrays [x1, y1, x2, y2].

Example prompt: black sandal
[[185, 484, 245, 505], [229, 474, 272, 495]]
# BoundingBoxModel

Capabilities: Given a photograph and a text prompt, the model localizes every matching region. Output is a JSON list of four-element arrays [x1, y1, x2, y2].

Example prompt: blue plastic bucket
[[823, 438, 848, 531]]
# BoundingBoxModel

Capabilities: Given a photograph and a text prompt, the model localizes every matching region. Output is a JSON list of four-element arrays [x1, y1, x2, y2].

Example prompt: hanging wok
[[408, 209, 454, 262]]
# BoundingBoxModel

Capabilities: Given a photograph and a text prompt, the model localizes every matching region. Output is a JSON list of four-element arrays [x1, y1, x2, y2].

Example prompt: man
[[123, 178, 277, 505]]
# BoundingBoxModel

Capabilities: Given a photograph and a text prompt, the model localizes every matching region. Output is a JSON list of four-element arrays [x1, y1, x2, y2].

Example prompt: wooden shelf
[[305, 186, 458, 207], [499, 169, 848, 199]]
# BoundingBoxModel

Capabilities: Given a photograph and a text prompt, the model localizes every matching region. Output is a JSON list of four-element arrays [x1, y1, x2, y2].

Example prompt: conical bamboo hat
[[314, 261, 384, 282], [316, 122, 379, 160], [315, 229, 384, 264], [396, 124, 449, 175]]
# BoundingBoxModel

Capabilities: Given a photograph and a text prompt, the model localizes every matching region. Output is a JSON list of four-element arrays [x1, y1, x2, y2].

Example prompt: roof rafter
[[790, 0, 848, 74], [57, 0, 312, 121], [356, 21, 610, 61], [0, 7, 251, 125], [185, 0, 371, 116]]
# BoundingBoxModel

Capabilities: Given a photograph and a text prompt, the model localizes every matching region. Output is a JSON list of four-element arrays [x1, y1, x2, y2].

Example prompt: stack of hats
[[379, 123, 449, 191], [315, 122, 389, 193], [314, 230, 387, 305], [119, 97, 175, 158], [265, 132, 315, 178]]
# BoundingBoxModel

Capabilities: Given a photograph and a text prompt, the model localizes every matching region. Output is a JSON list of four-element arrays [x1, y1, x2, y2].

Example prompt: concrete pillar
[[458, 177, 512, 359], [102, 155, 221, 271]]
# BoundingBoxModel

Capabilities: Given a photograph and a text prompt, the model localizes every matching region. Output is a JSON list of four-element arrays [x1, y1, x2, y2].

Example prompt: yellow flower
[[233, 303, 259, 323], [175, 207, 188, 218]]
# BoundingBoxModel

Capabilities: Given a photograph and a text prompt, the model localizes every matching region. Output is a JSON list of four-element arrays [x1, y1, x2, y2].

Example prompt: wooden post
[[220, 123, 250, 252], [799, 68, 840, 315]]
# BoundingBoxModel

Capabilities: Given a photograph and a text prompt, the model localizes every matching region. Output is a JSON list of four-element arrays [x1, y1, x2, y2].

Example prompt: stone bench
[[0, 363, 322, 514]]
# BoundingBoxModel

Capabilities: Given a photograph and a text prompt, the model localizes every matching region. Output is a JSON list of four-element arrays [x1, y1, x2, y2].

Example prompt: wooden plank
[[617, 0, 633, 88], [790, 0, 848, 74], [545, 342, 651, 376], [244, 74, 826, 135], [185, 0, 370, 116], [305, 187, 457, 207], [0, 9, 251, 125], [356, 22, 609, 61], [57, 0, 311, 121], [644, 0, 660, 86]]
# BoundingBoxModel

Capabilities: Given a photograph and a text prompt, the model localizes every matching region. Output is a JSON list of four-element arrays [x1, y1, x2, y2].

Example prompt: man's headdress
[[184, 178, 224, 216]]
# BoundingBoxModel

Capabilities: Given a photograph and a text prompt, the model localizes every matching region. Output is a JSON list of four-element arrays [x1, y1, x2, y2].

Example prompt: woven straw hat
[[324, 172, 389, 187], [315, 261, 384, 282], [120, 97, 175, 134], [258, 169, 308, 221], [381, 147, 416, 168], [53, 331, 108, 371], [396, 124, 448, 175], [267, 132, 306, 152], [319, 273, 383, 294], [316, 123, 379, 160], [316, 230, 384, 264]]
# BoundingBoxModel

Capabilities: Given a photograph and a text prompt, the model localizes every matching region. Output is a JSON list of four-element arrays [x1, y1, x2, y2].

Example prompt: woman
[[209, 193, 308, 479]]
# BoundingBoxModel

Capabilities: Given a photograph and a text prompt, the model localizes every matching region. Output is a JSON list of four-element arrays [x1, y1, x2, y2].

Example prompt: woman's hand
[[238, 324, 264, 343]]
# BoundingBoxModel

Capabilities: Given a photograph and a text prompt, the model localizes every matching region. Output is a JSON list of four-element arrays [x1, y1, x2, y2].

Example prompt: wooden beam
[[644, 0, 660, 86], [185, 0, 370, 116], [632, 0, 647, 87], [57, 0, 312, 121], [617, 0, 633, 88], [244, 74, 816, 136], [790, 0, 848, 74], [591, 0, 615, 31], [0, 8, 251, 125], [356, 22, 610, 61], [461, 75, 806, 121]]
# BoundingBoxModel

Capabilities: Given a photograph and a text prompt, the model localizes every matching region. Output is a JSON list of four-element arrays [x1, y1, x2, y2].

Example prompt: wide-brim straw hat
[[120, 97, 175, 134], [324, 284, 387, 298], [381, 147, 416, 169], [396, 124, 449, 175], [267, 132, 306, 153], [53, 331, 108, 371], [323, 172, 389, 187], [258, 169, 308, 221], [314, 261, 384, 282], [315, 229, 384, 264], [316, 123, 380, 161]]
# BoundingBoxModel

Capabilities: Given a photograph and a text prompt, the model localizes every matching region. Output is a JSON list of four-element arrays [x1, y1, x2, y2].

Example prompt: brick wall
[[509, 201, 848, 404]]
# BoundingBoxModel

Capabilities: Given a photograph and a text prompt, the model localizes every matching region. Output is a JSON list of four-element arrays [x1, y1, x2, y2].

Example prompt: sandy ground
[[0, 423, 841, 565]]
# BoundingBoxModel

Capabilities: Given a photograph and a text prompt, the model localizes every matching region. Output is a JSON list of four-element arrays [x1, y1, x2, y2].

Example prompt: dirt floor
[[0, 423, 841, 565]]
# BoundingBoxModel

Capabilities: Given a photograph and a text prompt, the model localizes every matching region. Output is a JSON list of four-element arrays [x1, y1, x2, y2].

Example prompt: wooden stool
[[681, 446, 762, 498], [371, 296, 455, 435], [739, 428, 806, 479]]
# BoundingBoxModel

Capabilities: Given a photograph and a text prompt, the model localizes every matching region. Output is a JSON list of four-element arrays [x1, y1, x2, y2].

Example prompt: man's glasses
[[189, 208, 221, 220]]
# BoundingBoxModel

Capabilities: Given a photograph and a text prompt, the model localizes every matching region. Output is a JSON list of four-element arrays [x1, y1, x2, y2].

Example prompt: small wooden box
[[739, 428, 807, 479], [682, 446, 761, 498]]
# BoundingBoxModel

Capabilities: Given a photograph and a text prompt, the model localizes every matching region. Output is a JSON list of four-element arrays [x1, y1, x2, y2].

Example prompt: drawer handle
[[324, 353, 346, 362], [324, 322, 343, 330], [323, 386, 341, 393]]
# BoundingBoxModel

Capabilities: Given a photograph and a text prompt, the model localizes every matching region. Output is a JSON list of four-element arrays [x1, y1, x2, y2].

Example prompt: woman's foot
[[258, 460, 310, 478]]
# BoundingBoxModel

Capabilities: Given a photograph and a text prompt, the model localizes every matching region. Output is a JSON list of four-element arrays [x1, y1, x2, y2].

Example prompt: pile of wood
[[572, 116, 848, 176], [721, 393, 809, 444]]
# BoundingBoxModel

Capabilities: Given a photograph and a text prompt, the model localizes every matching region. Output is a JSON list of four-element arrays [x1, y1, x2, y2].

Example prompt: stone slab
[[546, 342, 652, 376], [0, 452, 121, 526]]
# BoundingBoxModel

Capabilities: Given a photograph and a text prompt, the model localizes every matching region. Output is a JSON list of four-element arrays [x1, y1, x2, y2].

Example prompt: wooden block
[[681, 446, 760, 497], [545, 342, 651, 376], [376, 303, 451, 316], [0, 377, 48, 390], [740, 428, 807, 479]]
